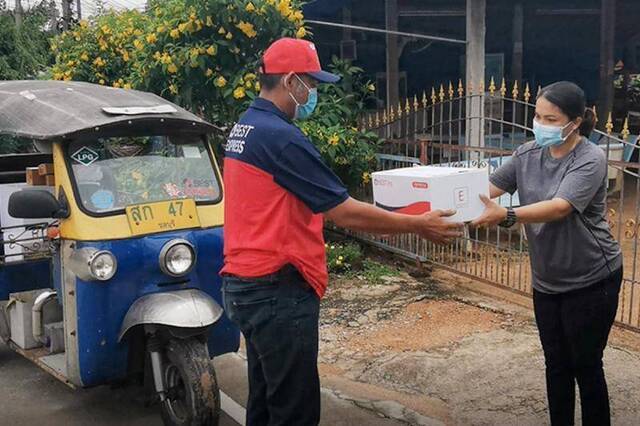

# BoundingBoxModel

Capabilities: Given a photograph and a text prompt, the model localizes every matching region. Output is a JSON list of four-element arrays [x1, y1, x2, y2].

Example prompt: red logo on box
[[412, 181, 428, 189]]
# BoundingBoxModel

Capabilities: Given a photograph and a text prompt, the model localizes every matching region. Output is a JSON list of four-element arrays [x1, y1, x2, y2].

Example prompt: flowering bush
[[301, 58, 381, 190], [325, 241, 363, 274], [50, 0, 305, 126]]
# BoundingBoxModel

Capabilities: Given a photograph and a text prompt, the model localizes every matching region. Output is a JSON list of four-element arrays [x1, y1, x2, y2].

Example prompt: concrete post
[[466, 0, 486, 154]]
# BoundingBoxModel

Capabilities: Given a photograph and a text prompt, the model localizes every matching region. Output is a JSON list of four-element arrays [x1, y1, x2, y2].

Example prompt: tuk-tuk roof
[[0, 80, 221, 141]]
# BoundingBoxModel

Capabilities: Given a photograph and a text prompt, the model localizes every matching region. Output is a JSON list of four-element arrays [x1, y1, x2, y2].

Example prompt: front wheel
[[160, 338, 221, 426]]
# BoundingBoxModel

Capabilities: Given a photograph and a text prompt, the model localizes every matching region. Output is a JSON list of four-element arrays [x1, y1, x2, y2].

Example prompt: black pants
[[533, 267, 623, 426], [222, 267, 321, 426]]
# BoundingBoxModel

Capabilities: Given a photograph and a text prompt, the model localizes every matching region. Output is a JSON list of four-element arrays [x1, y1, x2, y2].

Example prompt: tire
[[159, 338, 220, 426]]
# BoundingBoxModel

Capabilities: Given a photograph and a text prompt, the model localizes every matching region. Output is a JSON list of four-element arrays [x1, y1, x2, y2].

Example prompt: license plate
[[126, 199, 201, 236]]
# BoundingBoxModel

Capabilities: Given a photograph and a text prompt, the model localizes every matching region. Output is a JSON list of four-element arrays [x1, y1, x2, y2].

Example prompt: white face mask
[[533, 119, 576, 147]]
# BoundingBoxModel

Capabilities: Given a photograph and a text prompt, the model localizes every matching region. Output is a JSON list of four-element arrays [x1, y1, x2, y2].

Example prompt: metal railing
[[0, 222, 54, 265], [351, 78, 640, 332]]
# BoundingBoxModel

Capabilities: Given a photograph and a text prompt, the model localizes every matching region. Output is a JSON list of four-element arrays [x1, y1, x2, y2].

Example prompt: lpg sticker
[[91, 190, 115, 210], [71, 146, 99, 166], [454, 187, 469, 208]]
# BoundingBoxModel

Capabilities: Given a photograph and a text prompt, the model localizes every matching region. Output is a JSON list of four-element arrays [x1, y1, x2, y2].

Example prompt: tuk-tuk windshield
[[67, 136, 220, 214]]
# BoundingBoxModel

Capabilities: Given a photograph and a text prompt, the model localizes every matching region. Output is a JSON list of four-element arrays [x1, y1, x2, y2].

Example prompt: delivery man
[[221, 37, 464, 426]]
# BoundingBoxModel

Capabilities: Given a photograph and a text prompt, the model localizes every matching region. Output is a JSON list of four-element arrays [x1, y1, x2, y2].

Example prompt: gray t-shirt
[[490, 138, 622, 294]]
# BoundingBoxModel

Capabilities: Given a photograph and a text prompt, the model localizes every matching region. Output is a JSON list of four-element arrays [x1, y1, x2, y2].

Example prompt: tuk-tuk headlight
[[69, 248, 117, 282], [90, 251, 117, 281], [160, 239, 196, 277]]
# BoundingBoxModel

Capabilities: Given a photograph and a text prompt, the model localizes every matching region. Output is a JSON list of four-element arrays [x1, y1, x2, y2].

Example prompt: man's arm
[[325, 197, 464, 244]]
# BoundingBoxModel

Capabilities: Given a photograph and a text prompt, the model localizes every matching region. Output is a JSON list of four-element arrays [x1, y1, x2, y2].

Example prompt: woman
[[472, 81, 623, 426]]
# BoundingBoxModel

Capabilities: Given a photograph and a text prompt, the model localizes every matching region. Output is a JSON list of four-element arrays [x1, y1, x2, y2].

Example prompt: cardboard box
[[45, 175, 55, 187], [26, 167, 46, 186], [371, 166, 489, 222], [38, 163, 54, 176]]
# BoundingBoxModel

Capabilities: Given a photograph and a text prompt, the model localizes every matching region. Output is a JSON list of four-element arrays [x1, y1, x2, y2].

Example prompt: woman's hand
[[471, 194, 508, 228]]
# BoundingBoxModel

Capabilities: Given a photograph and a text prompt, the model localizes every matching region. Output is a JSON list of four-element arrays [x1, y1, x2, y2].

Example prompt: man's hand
[[414, 209, 465, 244], [470, 194, 508, 228]]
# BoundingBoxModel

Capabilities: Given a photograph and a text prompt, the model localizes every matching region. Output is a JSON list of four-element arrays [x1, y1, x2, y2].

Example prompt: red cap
[[261, 38, 340, 83]]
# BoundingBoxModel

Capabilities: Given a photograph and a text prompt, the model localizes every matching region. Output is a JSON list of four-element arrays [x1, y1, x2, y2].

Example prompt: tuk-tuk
[[0, 80, 240, 425]]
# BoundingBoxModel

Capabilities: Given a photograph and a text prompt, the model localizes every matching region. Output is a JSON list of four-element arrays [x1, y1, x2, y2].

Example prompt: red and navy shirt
[[220, 98, 348, 298]]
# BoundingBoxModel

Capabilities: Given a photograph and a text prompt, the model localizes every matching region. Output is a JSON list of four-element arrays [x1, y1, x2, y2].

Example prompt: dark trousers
[[533, 267, 623, 426], [222, 267, 321, 426]]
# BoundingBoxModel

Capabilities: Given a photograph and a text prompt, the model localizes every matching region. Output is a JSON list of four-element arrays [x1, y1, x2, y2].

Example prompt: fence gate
[[347, 79, 640, 332]]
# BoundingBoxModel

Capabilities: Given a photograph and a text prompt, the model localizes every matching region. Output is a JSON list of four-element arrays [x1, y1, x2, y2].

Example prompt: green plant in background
[[354, 259, 400, 285], [325, 241, 363, 274], [300, 57, 382, 190]]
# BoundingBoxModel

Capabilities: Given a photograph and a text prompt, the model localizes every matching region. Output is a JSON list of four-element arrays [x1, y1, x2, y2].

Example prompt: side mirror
[[8, 190, 69, 219]]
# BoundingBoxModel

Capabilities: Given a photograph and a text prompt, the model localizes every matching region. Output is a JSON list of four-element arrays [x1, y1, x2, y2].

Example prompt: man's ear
[[282, 72, 296, 90]]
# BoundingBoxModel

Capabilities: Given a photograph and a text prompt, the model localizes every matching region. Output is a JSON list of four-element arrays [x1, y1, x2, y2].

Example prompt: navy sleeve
[[273, 139, 349, 214]]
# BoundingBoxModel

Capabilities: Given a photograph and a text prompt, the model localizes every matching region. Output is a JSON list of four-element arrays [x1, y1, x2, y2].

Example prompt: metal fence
[[348, 79, 640, 332]]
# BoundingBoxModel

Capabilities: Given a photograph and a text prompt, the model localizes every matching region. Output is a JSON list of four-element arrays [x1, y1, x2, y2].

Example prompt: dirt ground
[[314, 262, 640, 426]]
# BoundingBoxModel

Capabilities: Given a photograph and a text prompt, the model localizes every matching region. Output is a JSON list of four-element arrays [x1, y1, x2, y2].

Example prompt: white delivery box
[[371, 166, 489, 222]]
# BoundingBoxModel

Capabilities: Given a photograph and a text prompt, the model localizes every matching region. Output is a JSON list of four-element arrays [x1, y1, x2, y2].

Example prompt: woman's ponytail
[[580, 107, 597, 136]]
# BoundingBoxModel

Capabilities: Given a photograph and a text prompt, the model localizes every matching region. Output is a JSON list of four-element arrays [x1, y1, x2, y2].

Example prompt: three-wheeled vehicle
[[0, 80, 239, 425]]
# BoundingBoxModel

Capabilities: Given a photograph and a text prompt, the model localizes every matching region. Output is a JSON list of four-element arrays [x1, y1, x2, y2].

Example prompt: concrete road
[[0, 343, 401, 426]]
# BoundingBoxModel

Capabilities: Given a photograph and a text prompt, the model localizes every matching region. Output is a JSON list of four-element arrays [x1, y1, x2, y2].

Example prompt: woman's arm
[[489, 183, 507, 199], [471, 195, 573, 227]]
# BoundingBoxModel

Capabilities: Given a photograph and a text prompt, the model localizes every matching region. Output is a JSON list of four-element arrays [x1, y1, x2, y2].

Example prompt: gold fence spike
[[405, 98, 411, 114], [431, 87, 437, 104], [592, 105, 598, 124], [389, 104, 395, 121], [368, 114, 373, 128], [422, 91, 428, 108], [375, 111, 380, 127], [397, 101, 402, 118], [512, 80, 519, 100], [489, 76, 496, 96], [500, 77, 507, 97], [622, 117, 630, 140], [382, 110, 388, 124], [605, 112, 614, 135], [439, 84, 445, 102], [524, 83, 531, 103], [413, 95, 419, 110], [448, 81, 454, 100], [479, 80, 485, 93], [458, 79, 464, 97]]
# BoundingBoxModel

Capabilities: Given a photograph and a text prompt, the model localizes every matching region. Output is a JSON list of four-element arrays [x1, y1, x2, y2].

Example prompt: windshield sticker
[[91, 190, 115, 210], [71, 146, 100, 166], [164, 183, 185, 198], [182, 145, 202, 159]]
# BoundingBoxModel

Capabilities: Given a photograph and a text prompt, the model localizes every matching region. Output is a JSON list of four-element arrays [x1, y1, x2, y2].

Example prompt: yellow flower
[[218, 27, 226, 35], [99, 79, 105, 85], [245, 81, 253, 88], [80, 20, 88, 28], [362, 172, 371, 184], [277, 0, 292, 17], [100, 25, 111, 35], [170, 29, 180, 39], [205, 68, 214, 77], [146, 34, 157, 44], [246, 2, 256, 12], [122, 51, 130, 62], [368, 84, 376, 92], [330, 245, 335, 250], [255, 82, 261, 91], [80, 52, 89, 61], [338, 256, 344, 261], [167, 63, 178, 74], [178, 23, 188, 33], [169, 84, 178, 94], [245, 73, 256, 81], [328, 134, 340, 146], [233, 87, 246, 99], [206, 45, 217, 56], [296, 26, 307, 39], [293, 11, 304, 21], [123, 83, 132, 90], [157, 25, 166, 33], [226, 32, 233, 40], [93, 57, 105, 67], [214, 76, 227, 87], [336, 260, 342, 266], [134, 29, 143, 37], [206, 16, 213, 27], [113, 82, 121, 88]]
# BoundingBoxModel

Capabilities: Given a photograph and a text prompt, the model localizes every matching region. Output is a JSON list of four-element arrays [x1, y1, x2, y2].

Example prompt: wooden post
[[14, 0, 22, 28], [385, 0, 400, 109], [466, 0, 486, 152], [511, 1, 524, 84], [598, 0, 616, 124]]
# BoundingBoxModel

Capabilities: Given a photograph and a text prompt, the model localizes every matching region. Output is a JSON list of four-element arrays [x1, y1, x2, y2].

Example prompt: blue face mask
[[289, 75, 317, 120], [533, 119, 575, 147]]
